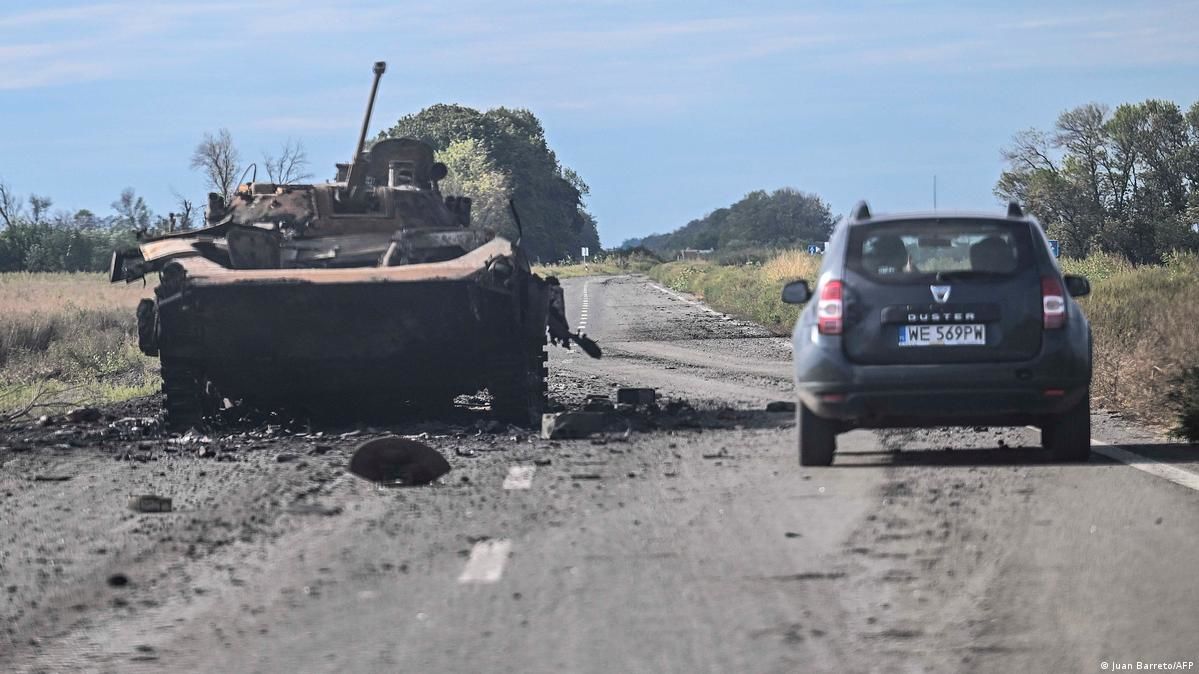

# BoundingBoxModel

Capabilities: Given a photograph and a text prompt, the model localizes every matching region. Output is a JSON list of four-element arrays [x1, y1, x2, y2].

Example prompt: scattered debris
[[766, 401, 796, 413], [349, 436, 450, 486], [128, 494, 173, 513], [541, 411, 609, 439], [583, 395, 615, 412], [109, 417, 161, 437], [66, 407, 102, 423], [169, 429, 212, 446], [36, 415, 54, 428], [617, 388, 656, 406]]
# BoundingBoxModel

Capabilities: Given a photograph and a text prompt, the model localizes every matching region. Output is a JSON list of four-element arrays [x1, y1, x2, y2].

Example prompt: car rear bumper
[[792, 329, 1091, 428]]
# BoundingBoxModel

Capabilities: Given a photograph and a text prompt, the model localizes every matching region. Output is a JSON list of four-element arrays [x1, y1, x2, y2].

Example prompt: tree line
[[996, 99, 1199, 262], [0, 132, 312, 274], [629, 188, 836, 256], [0, 184, 154, 273]]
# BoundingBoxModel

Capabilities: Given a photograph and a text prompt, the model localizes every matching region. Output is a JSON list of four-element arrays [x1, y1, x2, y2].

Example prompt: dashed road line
[[578, 282, 591, 332], [503, 465, 536, 490], [458, 539, 513, 583]]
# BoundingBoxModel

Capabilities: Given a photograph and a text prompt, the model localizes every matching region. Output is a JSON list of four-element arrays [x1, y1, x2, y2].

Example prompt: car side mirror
[[1064, 274, 1090, 298], [781, 280, 811, 304]]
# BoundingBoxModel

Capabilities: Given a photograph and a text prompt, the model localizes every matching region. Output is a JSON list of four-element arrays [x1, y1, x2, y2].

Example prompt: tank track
[[490, 331, 548, 427], [160, 361, 213, 430]]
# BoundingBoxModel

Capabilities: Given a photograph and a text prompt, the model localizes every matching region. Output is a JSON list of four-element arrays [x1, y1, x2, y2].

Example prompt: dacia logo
[[930, 285, 951, 303]]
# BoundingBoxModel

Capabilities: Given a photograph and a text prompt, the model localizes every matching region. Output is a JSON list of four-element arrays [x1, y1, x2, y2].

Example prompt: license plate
[[898, 324, 986, 347]]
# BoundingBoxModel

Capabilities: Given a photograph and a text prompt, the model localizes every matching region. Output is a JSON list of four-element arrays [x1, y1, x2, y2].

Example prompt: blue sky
[[1, 1, 1197, 247]]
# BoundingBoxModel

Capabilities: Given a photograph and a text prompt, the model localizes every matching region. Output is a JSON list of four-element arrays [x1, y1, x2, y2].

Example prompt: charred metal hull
[[158, 279, 543, 406], [133, 237, 557, 427]]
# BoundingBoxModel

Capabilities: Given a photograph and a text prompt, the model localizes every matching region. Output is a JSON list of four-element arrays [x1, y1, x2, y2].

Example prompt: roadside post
[[582, 246, 590, 270]]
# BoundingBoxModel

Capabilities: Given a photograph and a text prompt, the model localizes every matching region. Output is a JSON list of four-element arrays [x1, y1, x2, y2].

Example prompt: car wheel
[[1041, 392, 1091, 462], [798, 403, 837, 466]]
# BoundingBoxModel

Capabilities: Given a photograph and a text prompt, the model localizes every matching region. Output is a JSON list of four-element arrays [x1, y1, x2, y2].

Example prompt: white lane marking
[[503, 465, 536, 490], [458, 539, 513, 583], [1023, 425, 1199, 493], [649, 282, 725, 318], [1090, 440, 1199, 493]]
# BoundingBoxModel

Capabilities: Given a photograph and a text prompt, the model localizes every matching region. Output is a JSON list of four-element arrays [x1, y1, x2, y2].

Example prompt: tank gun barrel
[[355, 61, 387, 161]]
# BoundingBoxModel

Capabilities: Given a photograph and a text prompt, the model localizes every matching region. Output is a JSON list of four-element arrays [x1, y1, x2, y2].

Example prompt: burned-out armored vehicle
[[111, 62, 599, 428]]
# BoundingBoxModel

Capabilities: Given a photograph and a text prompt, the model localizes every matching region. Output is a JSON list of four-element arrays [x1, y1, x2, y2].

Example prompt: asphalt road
[[1, 274, 1196, 673]]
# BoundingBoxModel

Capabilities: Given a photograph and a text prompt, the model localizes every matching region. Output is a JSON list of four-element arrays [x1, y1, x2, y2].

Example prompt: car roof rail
[[851, 201, 871, 221], [1007, 201, 1024, 218]]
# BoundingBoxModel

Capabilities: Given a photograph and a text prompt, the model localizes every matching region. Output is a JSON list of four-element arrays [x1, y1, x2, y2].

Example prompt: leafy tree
[[996, 99, 1199, 263], [379, 105, 600, 261], [112, 188, 153, 233], [437, 137, 512, 234], [28, 195, 52, 224]]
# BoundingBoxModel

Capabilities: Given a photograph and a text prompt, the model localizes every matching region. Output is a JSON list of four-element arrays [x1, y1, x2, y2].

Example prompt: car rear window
[[846, 219, 1033, 282]]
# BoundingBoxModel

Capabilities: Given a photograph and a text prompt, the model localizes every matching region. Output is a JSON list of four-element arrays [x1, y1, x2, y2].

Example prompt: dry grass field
[[0, 273, 157, 419], [4, 252, 1196, 433]]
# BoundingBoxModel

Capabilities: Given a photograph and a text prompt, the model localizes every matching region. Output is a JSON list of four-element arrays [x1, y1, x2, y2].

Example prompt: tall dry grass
[[650, 249, 823, 334], [1, 273, 157, 417], [0, 272, 152, 315], [1077, 251, 1199, 426]]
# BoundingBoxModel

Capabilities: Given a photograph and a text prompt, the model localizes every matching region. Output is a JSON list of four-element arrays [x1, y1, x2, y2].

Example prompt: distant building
[[677, 248, 714, 261]]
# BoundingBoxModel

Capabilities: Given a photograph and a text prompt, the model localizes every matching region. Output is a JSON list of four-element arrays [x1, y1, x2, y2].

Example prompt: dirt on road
[[1, 274, 1196, 673]]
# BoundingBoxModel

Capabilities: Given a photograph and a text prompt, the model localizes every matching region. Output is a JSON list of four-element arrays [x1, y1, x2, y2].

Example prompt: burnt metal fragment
[[128, 494, 173, 513], [617, 388, 656, 406], [349, 436, 450, 486]]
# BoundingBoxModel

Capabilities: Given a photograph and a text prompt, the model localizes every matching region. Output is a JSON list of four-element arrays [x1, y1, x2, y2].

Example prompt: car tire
[[1041, 392, 1091, 462], [798, 403, 837, 466]]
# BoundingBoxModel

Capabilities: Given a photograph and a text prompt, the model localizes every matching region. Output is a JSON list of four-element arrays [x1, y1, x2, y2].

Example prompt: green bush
[[1168, 367, 1199, 442]]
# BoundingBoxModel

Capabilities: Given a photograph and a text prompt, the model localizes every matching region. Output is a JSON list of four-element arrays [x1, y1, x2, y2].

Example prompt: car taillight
[[1041, 276, 1066, 329], [817, 279, 843, 335]]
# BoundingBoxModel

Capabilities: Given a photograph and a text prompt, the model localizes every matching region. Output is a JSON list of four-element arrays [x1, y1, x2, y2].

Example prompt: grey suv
[[781, 202, 1092, 466]]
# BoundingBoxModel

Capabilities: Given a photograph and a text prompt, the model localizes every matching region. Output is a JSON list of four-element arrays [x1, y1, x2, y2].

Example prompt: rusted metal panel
[[171, 237, 514, 286]]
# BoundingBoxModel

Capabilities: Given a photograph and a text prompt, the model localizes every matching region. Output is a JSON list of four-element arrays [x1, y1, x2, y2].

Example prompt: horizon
[[2, 0, 1197, 249]]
